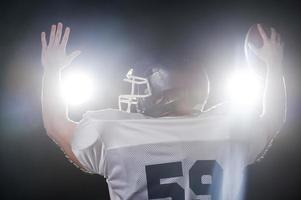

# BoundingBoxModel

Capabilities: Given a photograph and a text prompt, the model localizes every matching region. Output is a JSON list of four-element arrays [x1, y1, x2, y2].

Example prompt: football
[[245, 23, 271, 48], [244, 23, 271, 76]]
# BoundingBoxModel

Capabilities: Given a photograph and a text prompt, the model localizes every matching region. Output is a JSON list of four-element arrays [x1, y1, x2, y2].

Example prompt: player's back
[[71, 108, 266, 200]]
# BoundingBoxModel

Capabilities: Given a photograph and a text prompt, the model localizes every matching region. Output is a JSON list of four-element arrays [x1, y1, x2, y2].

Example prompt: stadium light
[[225, 68, 263, 111], [60, 71, 94, 106]]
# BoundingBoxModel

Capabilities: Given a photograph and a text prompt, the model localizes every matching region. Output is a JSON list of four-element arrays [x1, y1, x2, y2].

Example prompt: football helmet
[[119, 63, 209, 117]]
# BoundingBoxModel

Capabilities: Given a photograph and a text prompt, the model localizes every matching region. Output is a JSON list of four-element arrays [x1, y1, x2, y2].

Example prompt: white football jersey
[[71, 107, 273, 200]]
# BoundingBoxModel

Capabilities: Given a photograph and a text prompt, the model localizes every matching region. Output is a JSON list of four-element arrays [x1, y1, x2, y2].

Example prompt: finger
[[270, 27, 277, 42], [66, 50, 81, 65], [54, 22, 63, 46], [48, 24, 56, 47], [248, 42, 259, 56], [281, 41, 285, 48], [276, 33, 282, 43], [61, 27, 70, 50], [257, 24, 268, 41], [41, 32, 47, 49]]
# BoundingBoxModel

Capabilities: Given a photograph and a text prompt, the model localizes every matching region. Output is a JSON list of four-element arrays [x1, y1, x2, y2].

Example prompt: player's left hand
[[248, 24, 284, 67]]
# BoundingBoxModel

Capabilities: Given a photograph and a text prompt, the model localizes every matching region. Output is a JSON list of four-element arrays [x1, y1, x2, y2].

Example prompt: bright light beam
[[60, 71, 94, 106], [225, 69, 263, 111]]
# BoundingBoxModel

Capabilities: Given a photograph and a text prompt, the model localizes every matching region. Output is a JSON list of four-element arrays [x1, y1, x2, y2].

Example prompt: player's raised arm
[[41, 22, 83, 168], [248, 24, 287, 135]]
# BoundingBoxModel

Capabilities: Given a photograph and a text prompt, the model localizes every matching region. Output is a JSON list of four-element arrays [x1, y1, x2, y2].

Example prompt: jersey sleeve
[[208, 103, 277, 164], [70, 109, 145, 175], [71, 112, 106, 175], [246, 117, 277, 164], [229, 113, 276, 164]]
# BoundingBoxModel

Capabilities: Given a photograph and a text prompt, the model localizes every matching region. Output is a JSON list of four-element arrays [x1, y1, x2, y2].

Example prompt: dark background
[[0, 0, 300, 199]]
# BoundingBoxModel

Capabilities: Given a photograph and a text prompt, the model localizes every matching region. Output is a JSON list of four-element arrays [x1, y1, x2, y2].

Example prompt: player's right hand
[[41, 22, 81, 71], [248, 24, 284, 67]]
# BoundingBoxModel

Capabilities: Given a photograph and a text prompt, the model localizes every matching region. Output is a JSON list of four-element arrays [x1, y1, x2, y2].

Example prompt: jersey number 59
[[145, 160, 222, 200]]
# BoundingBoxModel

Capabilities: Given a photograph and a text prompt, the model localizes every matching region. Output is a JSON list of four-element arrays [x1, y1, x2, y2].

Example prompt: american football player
[[41, 23, 286, 200]]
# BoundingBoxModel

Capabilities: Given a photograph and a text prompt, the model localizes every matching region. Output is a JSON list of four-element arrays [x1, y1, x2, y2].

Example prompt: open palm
[[41, 22, 81, 70]]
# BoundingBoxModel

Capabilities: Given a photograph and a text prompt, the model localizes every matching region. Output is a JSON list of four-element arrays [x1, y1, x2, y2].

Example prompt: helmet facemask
[[118, 69, 152, 113]]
